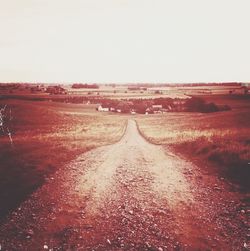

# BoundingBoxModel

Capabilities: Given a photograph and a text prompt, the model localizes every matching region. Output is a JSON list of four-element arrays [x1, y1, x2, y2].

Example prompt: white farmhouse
[[97, 105, 109, 112]]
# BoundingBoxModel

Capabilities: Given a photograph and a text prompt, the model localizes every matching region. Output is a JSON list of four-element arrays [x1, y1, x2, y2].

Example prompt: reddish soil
[[0, 120, 249, 250]]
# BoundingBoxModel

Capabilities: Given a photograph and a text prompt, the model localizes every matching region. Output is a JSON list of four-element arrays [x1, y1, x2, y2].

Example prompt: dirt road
[[0, 120, 248, 250]]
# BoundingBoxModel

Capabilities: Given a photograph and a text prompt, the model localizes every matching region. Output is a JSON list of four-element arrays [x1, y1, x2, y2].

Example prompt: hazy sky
[[0, 0, 250, 83]]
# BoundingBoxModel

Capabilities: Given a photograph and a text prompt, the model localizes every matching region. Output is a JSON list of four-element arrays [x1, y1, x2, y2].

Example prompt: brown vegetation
[[72, 83, 99, 89], [185, 96, 231, 112], [136, 97, 250, 191], [0, 100, 126, 221], [0, 94, 249, 250]]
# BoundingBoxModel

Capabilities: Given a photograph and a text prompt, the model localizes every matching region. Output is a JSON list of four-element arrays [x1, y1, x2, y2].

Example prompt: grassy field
[[136, 96, 250, 191], [0, 100, 126, 221], [2, 84, 243, 100], [0, 94, 249, 221], [65, 84, 243, 99]]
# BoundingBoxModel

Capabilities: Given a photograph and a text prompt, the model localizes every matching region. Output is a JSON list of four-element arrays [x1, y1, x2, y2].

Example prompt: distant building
[[152, 105, 163, 109], [97, 105, 109, 112], [145, 107, 153, 114]]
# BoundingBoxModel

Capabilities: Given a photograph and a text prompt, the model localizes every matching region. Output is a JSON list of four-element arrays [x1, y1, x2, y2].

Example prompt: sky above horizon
[[0, 0, 250, 83]]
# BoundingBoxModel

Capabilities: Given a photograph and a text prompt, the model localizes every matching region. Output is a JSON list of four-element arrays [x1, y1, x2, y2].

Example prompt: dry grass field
[[0, 99, 126, 221], [3, 83, 241, 100], [65, 84, 242, 99], [136, 96, 250, 191], [0, 94, 250, 250]]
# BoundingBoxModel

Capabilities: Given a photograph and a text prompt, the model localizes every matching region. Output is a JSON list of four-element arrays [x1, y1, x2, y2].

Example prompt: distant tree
[[133, 101, 149, 114], [185, 97, 206, 112], [218, 105, 231, 111], [117, 101, 133, 113], [154, 98, 173, 108], [185, 97, 230, 113], [202, 102, 219, 113]]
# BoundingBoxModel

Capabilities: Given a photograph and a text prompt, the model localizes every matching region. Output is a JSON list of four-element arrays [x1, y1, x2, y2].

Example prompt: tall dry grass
[[0, 99, 126, 220], [136, 108, 250, 190]]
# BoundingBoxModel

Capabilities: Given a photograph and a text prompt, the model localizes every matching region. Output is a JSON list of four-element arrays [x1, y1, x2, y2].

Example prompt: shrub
[[185, 97, 231, 113], [185, 97, 206, 112]]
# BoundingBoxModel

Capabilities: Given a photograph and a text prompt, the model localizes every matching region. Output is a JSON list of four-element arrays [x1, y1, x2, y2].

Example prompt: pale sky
[[0, 0, 250, 83]]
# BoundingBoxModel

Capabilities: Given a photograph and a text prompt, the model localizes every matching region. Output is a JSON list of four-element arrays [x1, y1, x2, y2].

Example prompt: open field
[[135, 96, 250, 191], [0, 93, 250, 250], [0, 119, 249, 250], [64, 84, 246, 98], [0, 100, 126, 221], [1, 83, 247, 100]]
